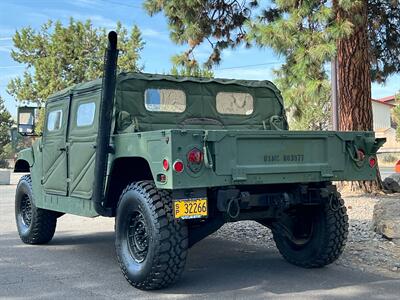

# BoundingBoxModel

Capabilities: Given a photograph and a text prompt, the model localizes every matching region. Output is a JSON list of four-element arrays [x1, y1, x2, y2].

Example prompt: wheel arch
[[105, 156, 154, 216], [14, 148, 34, 172], [14, 159, 31, 172]]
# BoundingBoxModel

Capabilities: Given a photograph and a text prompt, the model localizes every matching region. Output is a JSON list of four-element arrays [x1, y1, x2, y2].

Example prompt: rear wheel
[[115, 181, 188, 290], [15, 175, 58, 244], [271, 191, 348, 268]]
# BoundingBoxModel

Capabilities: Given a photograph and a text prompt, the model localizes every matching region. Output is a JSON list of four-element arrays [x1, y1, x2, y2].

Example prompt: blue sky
[[0, 0, 399, 117]]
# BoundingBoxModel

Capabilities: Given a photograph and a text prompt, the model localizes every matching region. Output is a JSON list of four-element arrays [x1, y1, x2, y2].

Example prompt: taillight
[[162, 158, 169, 171], [156, 173, 167, 183], [369, 157, 376, 168], [188, 148, 203, 164], [173, 160, 184, 173], [187, 148, 203, 173]]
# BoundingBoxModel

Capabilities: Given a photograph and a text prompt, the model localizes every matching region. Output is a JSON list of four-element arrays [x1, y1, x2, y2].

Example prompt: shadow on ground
[[1, 228, 399, 299]]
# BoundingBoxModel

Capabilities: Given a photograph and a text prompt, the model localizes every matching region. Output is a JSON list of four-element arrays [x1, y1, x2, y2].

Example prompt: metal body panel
[[42, 193, 98, 217], [15, 148, 34, 167], [41, 97, 70, 195], [16, 72, 384, 218], [110, 129, 380, 190], [67, 89, 101, 199]]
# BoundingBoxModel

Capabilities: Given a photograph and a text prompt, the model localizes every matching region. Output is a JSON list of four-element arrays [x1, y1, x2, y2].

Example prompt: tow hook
[[329, 193, 343, 211], [226, 197, 241, 219], [203, 131, 214, 169]]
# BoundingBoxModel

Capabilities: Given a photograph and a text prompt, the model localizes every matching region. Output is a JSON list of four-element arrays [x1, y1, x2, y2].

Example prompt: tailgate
[[207, 130, 384, 183]]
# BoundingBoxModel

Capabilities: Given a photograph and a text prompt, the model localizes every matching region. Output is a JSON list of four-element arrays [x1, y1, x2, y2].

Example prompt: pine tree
[[334, 1, 378, 191], [7, 18, 145, 105], [0, 96, 13, 168], [170, 59, 214, 78], [247, 2, 350, 130], [145, 0, 400, 191], [392, 92, 400, 140], [145, 0, 400, 129]]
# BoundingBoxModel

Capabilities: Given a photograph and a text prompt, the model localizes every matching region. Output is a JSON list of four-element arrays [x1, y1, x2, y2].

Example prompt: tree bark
[[335, 0, 382, 192]]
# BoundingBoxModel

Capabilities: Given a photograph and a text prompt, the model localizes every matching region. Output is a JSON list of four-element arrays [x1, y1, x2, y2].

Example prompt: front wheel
[[115, 181, 188, 290], [271, 191, 349, 268], [15, 175, 58, 244]]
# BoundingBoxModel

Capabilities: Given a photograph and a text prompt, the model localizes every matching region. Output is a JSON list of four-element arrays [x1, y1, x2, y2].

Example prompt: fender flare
[[14, 148, 34, 172]]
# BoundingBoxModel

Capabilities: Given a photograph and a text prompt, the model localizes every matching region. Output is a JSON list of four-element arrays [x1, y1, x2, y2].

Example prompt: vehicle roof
[[47, 72, 281, 102], [118, 72, 280, 89]]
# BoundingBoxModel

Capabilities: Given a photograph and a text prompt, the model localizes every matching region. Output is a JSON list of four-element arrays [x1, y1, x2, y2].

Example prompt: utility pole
[[331, 56, 339, 130]]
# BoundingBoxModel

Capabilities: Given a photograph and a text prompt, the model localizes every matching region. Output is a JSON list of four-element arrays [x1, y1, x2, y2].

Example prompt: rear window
[[216, 92, 254, 115], [144, 88, 186, 112], [47, 110, 63, 132]]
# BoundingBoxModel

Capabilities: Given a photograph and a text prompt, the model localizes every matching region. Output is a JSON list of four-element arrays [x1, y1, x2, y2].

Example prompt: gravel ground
[[212, 192, 400, 278]]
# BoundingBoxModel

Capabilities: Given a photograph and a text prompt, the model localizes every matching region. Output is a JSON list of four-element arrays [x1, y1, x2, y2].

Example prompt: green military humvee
[[14, 32, 385, 290]]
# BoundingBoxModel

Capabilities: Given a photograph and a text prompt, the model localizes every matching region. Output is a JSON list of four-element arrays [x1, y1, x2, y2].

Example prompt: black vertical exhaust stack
[[93, 31, 118, 216]]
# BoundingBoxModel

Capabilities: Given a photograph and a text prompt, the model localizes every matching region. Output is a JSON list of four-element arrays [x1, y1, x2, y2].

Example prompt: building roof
[[377, 95, 396, 103], [372, 98, 395, 107]]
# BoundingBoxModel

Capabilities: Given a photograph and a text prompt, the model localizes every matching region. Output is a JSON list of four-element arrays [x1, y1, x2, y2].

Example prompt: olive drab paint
[[15, 72, 385, 217]]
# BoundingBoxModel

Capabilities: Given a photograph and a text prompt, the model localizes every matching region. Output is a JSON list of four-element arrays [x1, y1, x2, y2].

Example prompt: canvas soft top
[[47, 78, 103, 101], [115, 73, 287, 132], [118, 72, 282, 91], [46, 72, 287, 131], [47, 72, 283, 102]]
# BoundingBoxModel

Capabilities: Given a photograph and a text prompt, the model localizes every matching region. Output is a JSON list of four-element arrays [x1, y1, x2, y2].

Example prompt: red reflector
[[173, 160, 184, 173], [369, 157, 376, 168], [188, 148, 203, 164], [163, 159, 169, 171]]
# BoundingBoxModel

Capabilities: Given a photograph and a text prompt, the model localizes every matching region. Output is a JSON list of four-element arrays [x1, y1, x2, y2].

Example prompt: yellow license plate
[[173, 198, 208, 219]]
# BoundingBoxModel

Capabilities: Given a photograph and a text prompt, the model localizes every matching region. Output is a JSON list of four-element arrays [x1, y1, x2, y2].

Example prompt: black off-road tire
[[115, 181, 188, 290], [272, 191, 348, 268], [15, 175, 57, 244]]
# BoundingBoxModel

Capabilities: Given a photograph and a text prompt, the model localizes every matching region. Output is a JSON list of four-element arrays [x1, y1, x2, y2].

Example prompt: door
[[67, 90, 100, 199], [42, 98, 69, 195]]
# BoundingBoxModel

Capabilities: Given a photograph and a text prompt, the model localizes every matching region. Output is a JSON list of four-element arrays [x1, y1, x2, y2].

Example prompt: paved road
[[1, 177, 400, 299]]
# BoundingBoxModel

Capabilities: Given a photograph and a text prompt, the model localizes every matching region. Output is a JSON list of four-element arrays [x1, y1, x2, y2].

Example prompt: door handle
[[59, 147, 66, 152]]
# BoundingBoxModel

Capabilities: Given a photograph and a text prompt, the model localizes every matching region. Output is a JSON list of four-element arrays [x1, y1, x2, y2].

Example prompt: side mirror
[[17, 106, 38, 136]]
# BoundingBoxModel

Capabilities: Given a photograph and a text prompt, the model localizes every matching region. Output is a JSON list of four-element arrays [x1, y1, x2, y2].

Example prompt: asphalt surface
[[1, 174, 400, 299]]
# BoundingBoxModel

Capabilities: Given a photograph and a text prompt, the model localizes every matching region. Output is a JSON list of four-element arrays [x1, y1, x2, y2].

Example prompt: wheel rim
[[20, 194, 32, 227], [282, 208, 315, 247], [289, 219, 313, 246], [127, 211, 149, 263]]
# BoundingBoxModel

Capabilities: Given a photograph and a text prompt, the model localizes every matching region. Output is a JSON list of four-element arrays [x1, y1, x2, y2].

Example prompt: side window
[[144, 88, 186, 112], [47, 110, 63, 132], [76, 102, 96, 127], [216, 92, 254, 115]]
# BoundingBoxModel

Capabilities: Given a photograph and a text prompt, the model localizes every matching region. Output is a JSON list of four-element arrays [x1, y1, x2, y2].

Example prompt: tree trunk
[[335, 1, 382, 192]]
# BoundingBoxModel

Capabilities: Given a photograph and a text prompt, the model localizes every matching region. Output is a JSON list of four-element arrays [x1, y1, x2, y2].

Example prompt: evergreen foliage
[[0, 96, 13, 168], [145, 0, 400, 130], [392, 92, 400, 140], [170, 64, 214, 78], [7, 18, 145, 105]]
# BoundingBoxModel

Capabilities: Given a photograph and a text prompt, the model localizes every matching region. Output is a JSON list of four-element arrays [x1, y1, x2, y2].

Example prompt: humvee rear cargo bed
[[115, 129, 381, 190]]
